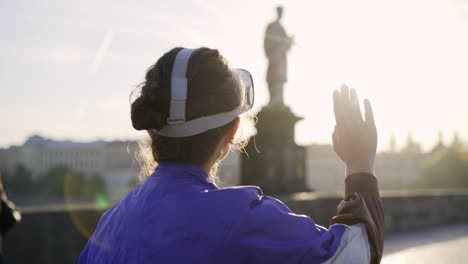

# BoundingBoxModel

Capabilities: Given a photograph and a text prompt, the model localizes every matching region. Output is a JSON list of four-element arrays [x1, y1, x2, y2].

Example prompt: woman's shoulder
[[199, 185, 292, 218], [202, 185, 264, 205]]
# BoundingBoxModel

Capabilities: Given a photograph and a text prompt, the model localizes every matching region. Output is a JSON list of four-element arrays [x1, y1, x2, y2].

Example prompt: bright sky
[[1, 0, 468, 151]]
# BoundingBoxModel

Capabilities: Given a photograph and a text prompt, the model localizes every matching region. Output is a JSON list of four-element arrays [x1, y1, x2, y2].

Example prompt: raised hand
[[332, 85, 378, 176]]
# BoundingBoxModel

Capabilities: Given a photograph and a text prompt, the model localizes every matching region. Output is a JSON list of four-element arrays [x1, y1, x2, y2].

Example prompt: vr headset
[[154, 48, 255, 137]]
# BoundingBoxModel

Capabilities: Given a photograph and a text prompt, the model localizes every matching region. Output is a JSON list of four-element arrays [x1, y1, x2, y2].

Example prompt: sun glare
[[278, 0, 468, 151]]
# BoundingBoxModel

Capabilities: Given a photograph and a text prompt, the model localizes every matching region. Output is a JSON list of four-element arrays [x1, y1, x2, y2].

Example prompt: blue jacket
[[80, 162, 383, 263]]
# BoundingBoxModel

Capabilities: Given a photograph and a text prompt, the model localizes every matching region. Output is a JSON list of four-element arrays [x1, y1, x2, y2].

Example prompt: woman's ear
[[224, 117, 240, 145]]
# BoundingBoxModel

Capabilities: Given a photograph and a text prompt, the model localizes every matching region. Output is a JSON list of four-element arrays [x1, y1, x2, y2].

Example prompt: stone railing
[[279, 189, 468, 233], [4, 190, 468, 263]]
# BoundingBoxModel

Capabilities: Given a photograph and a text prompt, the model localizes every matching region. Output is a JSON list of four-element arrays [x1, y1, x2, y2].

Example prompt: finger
[[340, 84, 350, 106], [340, 84, 351, 128], [350, 89, 363, 122], [333, 90, 343, 126], [364, 99, 375, 128]]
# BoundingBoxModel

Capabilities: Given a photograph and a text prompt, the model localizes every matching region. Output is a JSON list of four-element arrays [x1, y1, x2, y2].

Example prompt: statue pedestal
[[241, 103, 309, 194]]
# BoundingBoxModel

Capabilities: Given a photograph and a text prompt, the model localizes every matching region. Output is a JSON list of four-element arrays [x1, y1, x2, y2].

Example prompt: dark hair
[[130, 47, 242, 173]]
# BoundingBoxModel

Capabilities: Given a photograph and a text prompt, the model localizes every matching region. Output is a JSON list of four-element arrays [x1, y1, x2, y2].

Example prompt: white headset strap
[[167, 48, 195, 125], [155, 105, 246, 137]]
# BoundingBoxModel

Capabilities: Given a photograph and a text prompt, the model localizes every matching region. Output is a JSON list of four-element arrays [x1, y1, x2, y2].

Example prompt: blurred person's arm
[[0, 178, 21, 235], [329, 85, 384, 263]]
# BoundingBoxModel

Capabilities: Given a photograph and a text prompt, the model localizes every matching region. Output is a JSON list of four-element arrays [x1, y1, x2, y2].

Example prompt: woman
[[80, 47, 383, 263]]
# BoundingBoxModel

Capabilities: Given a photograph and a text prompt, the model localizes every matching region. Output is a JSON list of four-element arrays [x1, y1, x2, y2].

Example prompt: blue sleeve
[[234, 196, 349, 264]]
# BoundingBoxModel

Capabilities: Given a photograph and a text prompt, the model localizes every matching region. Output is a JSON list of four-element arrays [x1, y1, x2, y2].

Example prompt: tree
[[418, 146, 468, 189], [66, 172, 86, 199], [2, 164, 34, 193], [86, 173, 107, 200], [40, 165, 68, 196]]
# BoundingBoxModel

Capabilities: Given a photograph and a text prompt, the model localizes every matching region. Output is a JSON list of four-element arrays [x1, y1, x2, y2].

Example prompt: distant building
[[1, 135, 141, 176], [305, 144, 344, 193], [375, 150, 424, 189], [0, 135, 140, 199], [305, 133, 427, 192]]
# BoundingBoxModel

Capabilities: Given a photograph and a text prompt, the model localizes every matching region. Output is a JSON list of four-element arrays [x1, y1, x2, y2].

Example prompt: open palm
[[332, 85, 378, 176]]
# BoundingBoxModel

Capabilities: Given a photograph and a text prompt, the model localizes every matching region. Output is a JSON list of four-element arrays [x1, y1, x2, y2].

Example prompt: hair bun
[[131, 97, 167, 130]]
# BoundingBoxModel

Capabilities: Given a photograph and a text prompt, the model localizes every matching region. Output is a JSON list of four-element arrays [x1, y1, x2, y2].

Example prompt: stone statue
[[264, 6, 294, 105], [242, 6, 307, 193]]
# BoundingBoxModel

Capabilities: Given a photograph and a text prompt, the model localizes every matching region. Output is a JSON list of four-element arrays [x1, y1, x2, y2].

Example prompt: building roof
[[24, 135, 107, 149]]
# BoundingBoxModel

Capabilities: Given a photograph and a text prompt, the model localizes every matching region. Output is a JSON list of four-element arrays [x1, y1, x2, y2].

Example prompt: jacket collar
[[151, 162, 212, 184]]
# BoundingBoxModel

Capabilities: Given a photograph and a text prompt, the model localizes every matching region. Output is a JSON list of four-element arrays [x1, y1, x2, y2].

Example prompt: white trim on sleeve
[[322, 224, 371, 264]]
